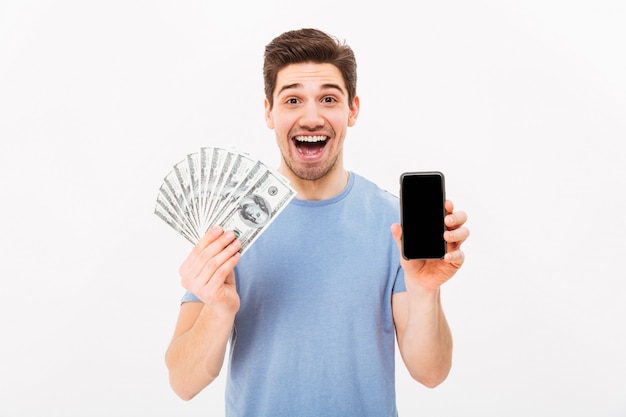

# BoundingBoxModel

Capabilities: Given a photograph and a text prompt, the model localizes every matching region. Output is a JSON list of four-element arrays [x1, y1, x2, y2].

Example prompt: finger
[[193, 226, 228, 258], [444, 226, 470, 245], [390, 223, 402, 249], [183, 234, 241, 292], [444, 199, 455, 214], [444, 248, 465, 268], [192, 230, 239, 279], [202, 239, 242, 292], [445, 210, 468, 230], [180, 226, 224, 275], [180, 228, 236, 288]]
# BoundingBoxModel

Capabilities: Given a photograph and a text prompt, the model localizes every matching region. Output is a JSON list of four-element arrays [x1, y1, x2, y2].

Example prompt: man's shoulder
[[349, 172, 399, 221], [351, 172, 398, 203]]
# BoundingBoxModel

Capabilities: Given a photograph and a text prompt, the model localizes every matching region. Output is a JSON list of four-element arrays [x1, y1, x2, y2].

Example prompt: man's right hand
[[166, 227, 242, 399], [179, 226, 242, 317]]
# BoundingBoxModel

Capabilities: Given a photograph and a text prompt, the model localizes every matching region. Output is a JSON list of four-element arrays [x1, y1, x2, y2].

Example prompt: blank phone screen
[[400, 172, 446, 259]]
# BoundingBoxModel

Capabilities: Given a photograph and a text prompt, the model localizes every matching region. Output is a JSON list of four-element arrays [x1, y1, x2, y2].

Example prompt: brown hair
[[263, 28, 357, 109]]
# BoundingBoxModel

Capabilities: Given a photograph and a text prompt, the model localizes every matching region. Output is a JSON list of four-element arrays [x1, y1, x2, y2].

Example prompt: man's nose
[[298, 102, 324, 128]]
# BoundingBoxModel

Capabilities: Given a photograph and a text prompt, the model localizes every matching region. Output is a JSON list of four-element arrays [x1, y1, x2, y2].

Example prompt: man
[[238, 194, 270, 227], [165, 28, 469, 416]]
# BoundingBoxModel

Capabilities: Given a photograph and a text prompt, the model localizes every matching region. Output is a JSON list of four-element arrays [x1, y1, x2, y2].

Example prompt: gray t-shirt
[[182, 172, 405, 416]]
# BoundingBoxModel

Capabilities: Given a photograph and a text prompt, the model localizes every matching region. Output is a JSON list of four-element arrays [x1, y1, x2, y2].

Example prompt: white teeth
[[295, 135, 326, 142]]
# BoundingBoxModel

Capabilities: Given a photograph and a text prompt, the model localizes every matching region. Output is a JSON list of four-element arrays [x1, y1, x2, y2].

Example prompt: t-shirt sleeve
[[392, 264, 406, 294], [180, 290, 202, 303]]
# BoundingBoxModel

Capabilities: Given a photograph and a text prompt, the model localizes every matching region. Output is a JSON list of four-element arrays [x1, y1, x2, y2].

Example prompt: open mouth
[[293, 135, 328, 156]]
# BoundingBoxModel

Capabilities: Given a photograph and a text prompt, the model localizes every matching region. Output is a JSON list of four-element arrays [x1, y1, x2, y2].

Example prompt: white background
[[1, 1, 625, 416]]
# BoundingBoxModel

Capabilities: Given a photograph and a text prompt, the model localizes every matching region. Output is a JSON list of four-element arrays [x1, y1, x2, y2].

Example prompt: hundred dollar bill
[[208, 152, 261, 229], [186, 152, 202, 231], [154, 183, 199, 243], [154, 199, 197, 244], [155, 146, 295, 254], [199, 146, 213, 231], [172, 158, 201, 234], [201, 147, 228, 227], [215, 167, 296, 254], [205, 148, 236, 222]]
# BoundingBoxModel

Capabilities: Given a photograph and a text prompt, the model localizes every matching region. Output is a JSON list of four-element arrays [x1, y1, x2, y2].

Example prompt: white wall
[[1, 1, 624, 416]]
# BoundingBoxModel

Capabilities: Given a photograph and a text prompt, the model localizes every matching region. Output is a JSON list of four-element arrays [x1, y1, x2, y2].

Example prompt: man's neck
[[280, 167, 350, 201]]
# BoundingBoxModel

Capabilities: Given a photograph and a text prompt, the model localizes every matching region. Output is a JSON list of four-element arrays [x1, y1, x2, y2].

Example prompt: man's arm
[[165, 302, 235, 400], [392, 287, 452, 387], [164, 226, 242, 400], [390, 200, 469, 388]]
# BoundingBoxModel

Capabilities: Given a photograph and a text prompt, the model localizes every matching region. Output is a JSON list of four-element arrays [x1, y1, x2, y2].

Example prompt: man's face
[[243, 201, 268, 224], [265, 62, 359, 182]]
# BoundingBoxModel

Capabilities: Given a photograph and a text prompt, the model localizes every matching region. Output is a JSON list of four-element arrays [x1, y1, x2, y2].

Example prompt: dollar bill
[[154, 194, 197, 244], [201, 147, 228, 229], [214, 167, 295, 254], [171, 158, 201, 233], [186, 152, 202, 229], [209, 153, 261, 228], [163, 171, 200, 236], [199, 146, 213, 231], [154, 146, 296, 252]]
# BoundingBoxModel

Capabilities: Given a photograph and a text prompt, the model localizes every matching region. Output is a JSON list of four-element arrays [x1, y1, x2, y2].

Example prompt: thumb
[[390, 223, 402, 251]]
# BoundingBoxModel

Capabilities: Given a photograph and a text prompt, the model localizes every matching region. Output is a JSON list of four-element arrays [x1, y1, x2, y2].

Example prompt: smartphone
[[400, 171, 447, 260]]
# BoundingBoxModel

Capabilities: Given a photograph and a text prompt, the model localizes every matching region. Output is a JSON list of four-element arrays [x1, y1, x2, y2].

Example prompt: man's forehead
[[276, 63, 346, 93]]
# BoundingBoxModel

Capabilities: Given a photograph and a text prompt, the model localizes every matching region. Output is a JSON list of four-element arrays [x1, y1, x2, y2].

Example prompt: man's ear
[[264, 98, 274, 129], [348, 96, 360, 127]]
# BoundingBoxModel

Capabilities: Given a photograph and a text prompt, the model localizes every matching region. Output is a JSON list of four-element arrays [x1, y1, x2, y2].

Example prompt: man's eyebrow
[[276, 83, 346, 96], [321, 83, 346, 95], [276, 83, 302, 96]]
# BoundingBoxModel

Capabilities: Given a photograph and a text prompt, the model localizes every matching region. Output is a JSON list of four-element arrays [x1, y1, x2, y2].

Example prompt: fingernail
[[206, 226, 222, 237]]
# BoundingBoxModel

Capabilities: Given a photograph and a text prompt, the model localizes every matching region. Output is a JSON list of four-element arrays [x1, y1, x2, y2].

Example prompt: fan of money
[[154, 146, 296, 254]]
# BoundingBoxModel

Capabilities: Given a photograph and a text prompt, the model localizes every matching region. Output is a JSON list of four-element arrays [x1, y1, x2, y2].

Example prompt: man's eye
[[323, 97, 336, 103], [287, 98, 298, 104]]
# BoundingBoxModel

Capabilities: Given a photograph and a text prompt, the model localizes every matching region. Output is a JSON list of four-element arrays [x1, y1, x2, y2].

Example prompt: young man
[[165, 28, 469, 416]]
